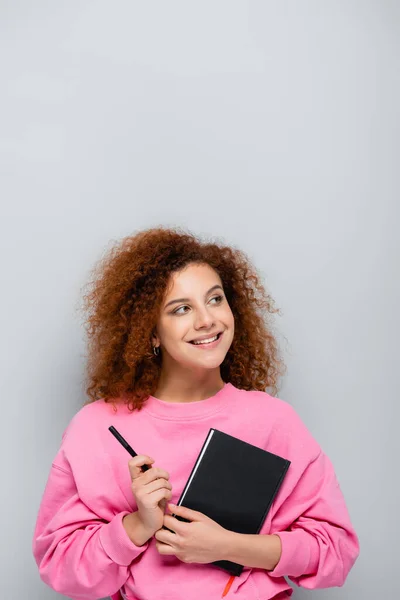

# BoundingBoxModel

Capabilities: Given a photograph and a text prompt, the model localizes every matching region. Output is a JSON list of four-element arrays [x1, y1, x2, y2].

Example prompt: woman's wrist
[[122, 511, 154, 546], [221, 531, 282, 571]]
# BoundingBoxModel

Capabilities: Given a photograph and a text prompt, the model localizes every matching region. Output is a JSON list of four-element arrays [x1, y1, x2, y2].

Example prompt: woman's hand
[[154, 503, 231, 564], [128, 455, 172, 536]]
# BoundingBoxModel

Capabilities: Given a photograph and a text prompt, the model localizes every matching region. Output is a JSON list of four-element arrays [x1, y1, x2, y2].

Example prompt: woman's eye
[[173, 306, 189, 315], [172, 295, 223, 315]]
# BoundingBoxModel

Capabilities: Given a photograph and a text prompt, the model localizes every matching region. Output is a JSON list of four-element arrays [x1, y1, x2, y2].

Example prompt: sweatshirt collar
[[142, 382, 233, 420]]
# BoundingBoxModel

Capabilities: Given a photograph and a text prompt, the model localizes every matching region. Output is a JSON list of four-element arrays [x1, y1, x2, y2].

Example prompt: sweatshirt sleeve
[[32, 458, 149, 599], [268, 408, 360, 589]]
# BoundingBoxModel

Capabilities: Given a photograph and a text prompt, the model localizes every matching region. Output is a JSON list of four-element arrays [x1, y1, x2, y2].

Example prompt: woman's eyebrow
[[164, 285, 223, 309]]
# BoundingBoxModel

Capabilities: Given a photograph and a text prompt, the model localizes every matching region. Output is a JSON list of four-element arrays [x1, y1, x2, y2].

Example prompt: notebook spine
[[176, 428, 215, 509]]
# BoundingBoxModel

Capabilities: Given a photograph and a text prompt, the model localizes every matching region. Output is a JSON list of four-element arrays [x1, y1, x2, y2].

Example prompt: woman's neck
[[153, 373, 225, 404]]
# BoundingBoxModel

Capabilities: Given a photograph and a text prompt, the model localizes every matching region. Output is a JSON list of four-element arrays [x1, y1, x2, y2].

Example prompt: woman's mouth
[[188, 332, 223, 349]]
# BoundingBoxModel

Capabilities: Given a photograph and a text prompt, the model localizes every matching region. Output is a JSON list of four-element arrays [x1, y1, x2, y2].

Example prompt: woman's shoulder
[[52, 397, 138, 469], [236, 387, 321, 457], [60, 397, 130, 444], [236, 386, 299, 419]]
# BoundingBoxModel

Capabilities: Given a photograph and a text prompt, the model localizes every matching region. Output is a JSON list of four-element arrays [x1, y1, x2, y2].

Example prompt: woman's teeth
[[192, 334, 219, 345]]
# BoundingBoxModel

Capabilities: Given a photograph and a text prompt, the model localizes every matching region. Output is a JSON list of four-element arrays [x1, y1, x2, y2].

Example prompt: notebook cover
[[174, 428, 291, 576]]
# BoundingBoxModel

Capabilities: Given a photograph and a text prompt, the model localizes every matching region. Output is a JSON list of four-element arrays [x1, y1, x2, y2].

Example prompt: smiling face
[[152, 263, 235, 374]]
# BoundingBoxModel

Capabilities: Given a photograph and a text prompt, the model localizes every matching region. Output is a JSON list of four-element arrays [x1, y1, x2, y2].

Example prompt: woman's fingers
[[140, 467, 170, 484], [150, 488, 173, 505], [127, 455, 154, 479], [135, 483, 172, 506], [128, 457, 170, 483], [127, 456, 172, 534], [141, 477, 172, 495], [133, 476, 172, 505]]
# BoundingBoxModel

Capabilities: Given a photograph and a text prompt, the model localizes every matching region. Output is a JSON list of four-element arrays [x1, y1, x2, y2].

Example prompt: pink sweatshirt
[[32, 382, 359, 600]]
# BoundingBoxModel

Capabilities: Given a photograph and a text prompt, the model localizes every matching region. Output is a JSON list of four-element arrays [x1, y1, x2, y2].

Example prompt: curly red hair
[[79, 226, 286, 411]]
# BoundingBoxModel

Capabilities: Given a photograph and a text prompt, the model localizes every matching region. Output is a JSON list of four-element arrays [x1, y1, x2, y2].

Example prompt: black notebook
[[173, 428, 291, 576]]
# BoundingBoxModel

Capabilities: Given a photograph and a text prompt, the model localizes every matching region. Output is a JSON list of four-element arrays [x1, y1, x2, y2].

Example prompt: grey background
[[1, 1, 398, 599]]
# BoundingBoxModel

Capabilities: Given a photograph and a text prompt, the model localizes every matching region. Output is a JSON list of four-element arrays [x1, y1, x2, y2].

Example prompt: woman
[[32, 226, 359, 600]]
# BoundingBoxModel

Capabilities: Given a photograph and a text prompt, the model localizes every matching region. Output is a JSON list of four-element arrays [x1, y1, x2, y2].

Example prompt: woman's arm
[[218, 448, 359, 587], [219, 531, 282, 570], [122, 511, 154, 546], [267, 449, 359, 587], [33, 461, 149, 599]]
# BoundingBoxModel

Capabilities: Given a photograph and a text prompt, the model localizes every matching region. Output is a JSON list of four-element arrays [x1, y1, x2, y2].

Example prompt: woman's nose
[[194, 308, 214, 328]]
